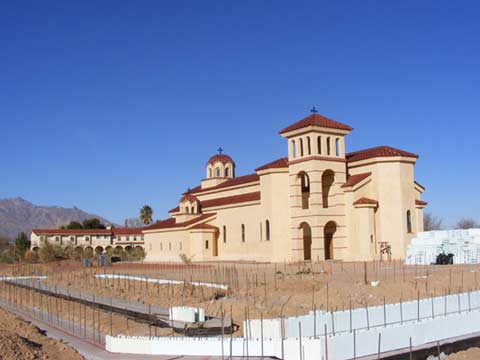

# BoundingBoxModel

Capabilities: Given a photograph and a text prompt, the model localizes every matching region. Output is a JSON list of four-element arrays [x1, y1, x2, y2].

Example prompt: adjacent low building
[[30, 227, 144, 254]]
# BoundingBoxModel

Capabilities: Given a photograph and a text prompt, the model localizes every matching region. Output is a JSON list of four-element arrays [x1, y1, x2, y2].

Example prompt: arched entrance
[[324, 221, 337, 260], [300, 222, 312, 261]]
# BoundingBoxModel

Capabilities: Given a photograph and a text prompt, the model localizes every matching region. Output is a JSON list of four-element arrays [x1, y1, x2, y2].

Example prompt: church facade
[[143, 112, 427, 262]]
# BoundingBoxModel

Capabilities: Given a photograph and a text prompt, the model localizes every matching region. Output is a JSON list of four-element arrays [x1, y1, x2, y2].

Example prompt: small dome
[[207, 154, 235, 167], [180, 194, 198, 203]]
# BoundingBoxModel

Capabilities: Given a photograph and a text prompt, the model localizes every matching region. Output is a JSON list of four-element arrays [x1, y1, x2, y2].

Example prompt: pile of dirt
[[447, 347, 480, 359], [0, 306, 83, 360]]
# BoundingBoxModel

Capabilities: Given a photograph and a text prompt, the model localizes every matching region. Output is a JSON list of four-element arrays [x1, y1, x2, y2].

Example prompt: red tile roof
[[201, 192, 261, 209], [180, 194, 198, 203], [112, 227, 143, 235], [207, 154, 235, 166], [342, 172, 371, 188], [279, 113, 352, 135], [144, 213, 216, 231], [415, 199, 428, 206], [32, 228, 112, 235], [255, 157, 289, 171], [189, 173, 260, 194], [190, 223, 219, 231], [346, 146, 418, 163], [353, 197, 379, 206], [168, 206, 180, 213]]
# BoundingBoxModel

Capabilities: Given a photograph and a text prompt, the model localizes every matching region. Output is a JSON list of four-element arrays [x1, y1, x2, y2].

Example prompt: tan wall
[[347, 158, 421, 259]]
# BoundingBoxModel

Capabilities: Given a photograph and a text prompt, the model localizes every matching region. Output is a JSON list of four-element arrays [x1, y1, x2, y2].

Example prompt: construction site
[[1, 259, 480, 359]]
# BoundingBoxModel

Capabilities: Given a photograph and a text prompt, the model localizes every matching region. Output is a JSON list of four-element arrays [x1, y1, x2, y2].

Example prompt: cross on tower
[[217, 147, 224, 155], [310, 106, 318, 114]]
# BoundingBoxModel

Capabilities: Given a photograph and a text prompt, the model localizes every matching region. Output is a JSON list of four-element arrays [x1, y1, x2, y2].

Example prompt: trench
[[4, 277, 232, 336]]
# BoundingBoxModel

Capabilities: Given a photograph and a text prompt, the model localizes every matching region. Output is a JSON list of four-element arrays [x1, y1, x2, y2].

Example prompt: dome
[[180, 194, 198, 203], [206, 154, 235, 167], [206, 153, 235, 179]]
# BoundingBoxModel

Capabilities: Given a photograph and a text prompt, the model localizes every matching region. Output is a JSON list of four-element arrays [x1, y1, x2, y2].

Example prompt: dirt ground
[[448, 347, 480, 359], [3, 259, 480, 338], [0, 305, 83, 360]]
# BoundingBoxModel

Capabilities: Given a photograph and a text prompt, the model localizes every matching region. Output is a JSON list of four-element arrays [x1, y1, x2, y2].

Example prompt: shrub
[[24, 250, 39, 263], [38, 243, 67, 262], [179, 253, 193, 264], [131, 247, 145, 260], [0, 248, 15, 263]]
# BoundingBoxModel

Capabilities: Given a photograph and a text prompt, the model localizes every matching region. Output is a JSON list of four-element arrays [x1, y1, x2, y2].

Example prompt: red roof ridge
[[189, 173, 259, 194], [32, 228, 112, 235], [255, 157, 289, 171], [279, 113, 352, 135], [168, 206, 180, 213], [415, 199, 428, 206], [342, 172, 371, 188], [191, 223, 218, 230], [112, 227, 144, 235], [346, 146, 418, 163], [353, 197, 379, 206], [144, 213, 216, 231], [201, 192, 260, 209]]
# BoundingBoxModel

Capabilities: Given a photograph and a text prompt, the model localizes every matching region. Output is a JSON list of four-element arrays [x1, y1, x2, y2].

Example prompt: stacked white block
[[405, 229, 480, 265], [169, 306, 205, 323]]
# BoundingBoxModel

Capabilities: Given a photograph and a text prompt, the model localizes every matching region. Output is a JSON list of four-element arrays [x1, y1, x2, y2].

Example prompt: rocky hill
[[0, 197, 112, 240]]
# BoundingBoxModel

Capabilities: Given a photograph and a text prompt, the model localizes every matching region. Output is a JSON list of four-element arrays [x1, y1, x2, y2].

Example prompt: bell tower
[[279, 109, 352, 261]]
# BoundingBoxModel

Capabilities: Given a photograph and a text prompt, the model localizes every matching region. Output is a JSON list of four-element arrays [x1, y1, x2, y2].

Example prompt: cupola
[[279, 108, 352, 161], [201, 149, 235, 189]]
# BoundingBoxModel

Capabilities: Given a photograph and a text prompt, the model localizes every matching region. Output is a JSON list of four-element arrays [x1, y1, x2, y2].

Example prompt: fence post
[[377, 333, 381, 359], [324, 324, 328, 360], [298, 322, 302, 360]]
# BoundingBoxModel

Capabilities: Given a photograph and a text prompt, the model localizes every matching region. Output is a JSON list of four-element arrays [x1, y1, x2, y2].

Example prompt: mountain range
[[0, 197, 112, 240]]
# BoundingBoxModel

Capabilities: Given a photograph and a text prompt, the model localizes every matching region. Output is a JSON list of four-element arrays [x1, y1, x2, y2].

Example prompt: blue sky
[[1, 1, 479, 226]]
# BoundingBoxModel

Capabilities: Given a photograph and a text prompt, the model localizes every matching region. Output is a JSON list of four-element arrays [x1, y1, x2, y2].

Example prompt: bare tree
[[124, 217, 143, 228], [423, 213, 443, 231], [455, 217, 479, 230]]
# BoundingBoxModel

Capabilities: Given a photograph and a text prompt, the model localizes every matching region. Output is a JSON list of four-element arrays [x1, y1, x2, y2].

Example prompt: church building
[[143, 111, 427, 262]]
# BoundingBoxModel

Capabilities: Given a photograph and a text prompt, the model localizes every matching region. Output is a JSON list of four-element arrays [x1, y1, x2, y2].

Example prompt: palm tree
[[140, 205, 153, 225]]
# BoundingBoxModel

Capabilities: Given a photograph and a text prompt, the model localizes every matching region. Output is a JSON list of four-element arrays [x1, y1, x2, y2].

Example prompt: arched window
[[299, 138, 304, 157], [215, 167, 220, 177], [292, 140, 297, 158], [208, 168, 212, 178], [205, 240, 209, 249], [327, 137, 331, 155], [241, 224, 245, 242], [223, 226, 227, 243], [191, 207, 194, 213], [407, 210, 412, 233], [299, 172, 310, 209], [186, 207, 190, 213], [307, 137, 311, 155], [225, 167, 229, 177], [335, 138, 340, 156], [266, 220, 270, 241], [317, 136, 321, 155], [322, 170, 335, 208]]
